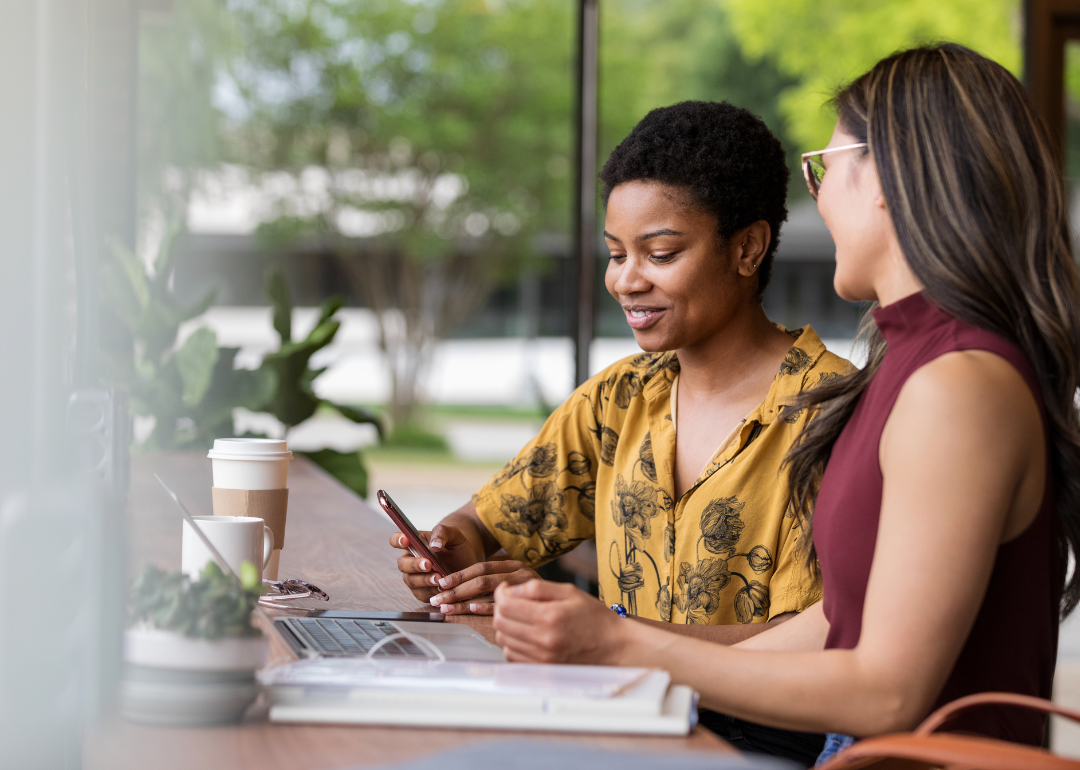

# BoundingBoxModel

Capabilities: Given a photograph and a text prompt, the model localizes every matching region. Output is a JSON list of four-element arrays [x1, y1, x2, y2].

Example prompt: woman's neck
[[675, 303, 793, 398], [872, 243, 924, 307]]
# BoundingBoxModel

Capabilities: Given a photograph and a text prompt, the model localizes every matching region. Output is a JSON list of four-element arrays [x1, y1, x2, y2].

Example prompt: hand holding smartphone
[[377, 489, 451, 578]]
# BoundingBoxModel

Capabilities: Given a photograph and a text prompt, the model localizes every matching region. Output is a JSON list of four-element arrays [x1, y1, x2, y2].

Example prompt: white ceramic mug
[[182, 516, 274, 581]]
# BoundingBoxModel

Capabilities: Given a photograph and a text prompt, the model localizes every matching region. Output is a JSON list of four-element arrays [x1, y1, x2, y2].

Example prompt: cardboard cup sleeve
[[212, 487, 289, 550]]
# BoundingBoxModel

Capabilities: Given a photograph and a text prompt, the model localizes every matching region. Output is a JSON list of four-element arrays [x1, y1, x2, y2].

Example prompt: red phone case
[[377, 490, 450, 578]]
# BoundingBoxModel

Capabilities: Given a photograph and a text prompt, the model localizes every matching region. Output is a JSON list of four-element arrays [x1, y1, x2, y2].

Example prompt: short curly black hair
[[599, 100, 789, 295]]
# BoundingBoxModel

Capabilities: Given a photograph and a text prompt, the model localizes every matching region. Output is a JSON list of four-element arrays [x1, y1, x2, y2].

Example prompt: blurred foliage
[[139, 0, 807, 424], [128, 561, 263, 639], [262, 269, 348, 428], [384, 423, 451, 452], [138, 0, 237, 225], [102, 229, 380, 497], [213, 0, 578, 427], [723, 0, 1022, 150], [1064, 45, 1080, 185], [135, 0, 1029, 428], [260, 268, 382, 498], [599, 0, 801, 180], [221, 0, 574, 242], [303, 448, 370, 499], [101, 226, 274, 448]]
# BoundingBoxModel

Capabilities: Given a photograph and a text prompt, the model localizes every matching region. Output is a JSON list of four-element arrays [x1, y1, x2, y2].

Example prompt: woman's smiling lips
[[623, 305, 665, 330]]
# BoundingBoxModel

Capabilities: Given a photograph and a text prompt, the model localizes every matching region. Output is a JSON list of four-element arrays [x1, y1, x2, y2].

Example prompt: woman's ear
[[736, 221, 771, 278]]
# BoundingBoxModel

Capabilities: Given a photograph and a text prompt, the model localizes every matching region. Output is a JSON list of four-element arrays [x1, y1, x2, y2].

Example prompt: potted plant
[[121, 561, 268, 726]]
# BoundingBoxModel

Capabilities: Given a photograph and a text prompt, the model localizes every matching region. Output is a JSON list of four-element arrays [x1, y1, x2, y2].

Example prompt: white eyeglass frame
[[800, 142, 869, 199]]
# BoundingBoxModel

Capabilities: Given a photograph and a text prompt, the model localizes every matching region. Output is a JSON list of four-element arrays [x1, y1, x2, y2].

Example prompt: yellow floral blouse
[[473, 326, 851, 625]]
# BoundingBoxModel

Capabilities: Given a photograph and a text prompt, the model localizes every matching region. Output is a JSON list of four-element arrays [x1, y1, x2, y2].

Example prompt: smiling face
[[603, 180, 757, 353]]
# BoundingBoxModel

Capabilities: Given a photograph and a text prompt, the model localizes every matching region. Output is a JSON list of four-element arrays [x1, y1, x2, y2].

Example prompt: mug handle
[[262, 526, 275, 569]]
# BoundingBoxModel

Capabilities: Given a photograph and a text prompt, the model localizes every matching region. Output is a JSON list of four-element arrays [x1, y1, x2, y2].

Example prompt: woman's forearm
[[734, 602, 827, 651], [611, 620, 914, 737], [493, 583, 923, 736], [630, 611, 796, 644]]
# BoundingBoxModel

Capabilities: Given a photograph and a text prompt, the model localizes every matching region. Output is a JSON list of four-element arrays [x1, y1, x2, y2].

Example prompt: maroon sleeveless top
[[813, 291, 1061, 745]]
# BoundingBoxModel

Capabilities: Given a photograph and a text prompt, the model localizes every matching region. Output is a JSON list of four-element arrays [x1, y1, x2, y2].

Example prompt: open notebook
[[259, 658, 698, 734]]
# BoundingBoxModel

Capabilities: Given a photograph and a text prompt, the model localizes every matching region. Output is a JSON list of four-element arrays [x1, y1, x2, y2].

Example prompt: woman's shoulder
[[537, 351, 677, 432], [577, 350, 679, 400], [780, 325, 855, 391], [899, 348, 1040, 425]]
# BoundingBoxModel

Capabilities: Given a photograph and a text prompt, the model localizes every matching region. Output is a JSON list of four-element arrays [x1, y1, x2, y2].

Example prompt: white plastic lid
[[207, 438, 293, 461]]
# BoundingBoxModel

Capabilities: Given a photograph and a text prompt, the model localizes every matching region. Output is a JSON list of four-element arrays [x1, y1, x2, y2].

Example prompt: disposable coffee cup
[[209, 438, 292, 489], [208, 438, 293, 580]]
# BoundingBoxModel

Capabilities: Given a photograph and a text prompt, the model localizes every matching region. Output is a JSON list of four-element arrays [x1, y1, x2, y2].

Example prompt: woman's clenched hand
[[493, 579, 627, 664]]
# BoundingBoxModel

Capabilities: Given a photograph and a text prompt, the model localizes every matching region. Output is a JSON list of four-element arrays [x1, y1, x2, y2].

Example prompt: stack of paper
[[259, 658, 697, 734]]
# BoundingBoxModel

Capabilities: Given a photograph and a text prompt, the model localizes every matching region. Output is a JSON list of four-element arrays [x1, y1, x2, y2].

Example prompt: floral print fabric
[[472, 326, 851, 625]]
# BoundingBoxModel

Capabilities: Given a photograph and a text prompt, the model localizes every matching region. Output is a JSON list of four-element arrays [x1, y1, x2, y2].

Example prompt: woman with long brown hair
[[489, 42, 1080, 762]]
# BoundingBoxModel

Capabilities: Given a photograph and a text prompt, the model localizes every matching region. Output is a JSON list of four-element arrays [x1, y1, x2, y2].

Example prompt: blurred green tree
[[599, 0, 801, 184], [216, 0, 574, 429], [138, 0, 237, 228], [136, 0, 808, 435], [722, 0, 1022, 150]]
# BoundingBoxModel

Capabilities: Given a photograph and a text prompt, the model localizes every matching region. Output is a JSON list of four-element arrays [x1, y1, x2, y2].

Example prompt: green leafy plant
[[101, 226, 274, 449], [128, 561, 263, 639], [102, 230, 382, 497], [258, 267, 382, 497]]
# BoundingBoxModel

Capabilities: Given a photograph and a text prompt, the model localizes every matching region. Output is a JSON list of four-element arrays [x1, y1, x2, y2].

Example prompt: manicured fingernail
[[429, 595, 441, 606], [428, 574, 439, 585], [430, 539, 443, 549], [419, 559, 429, 570], [438, 576, 451, 588], [440, 604, 452, 613], [469, 604, 482, 612]]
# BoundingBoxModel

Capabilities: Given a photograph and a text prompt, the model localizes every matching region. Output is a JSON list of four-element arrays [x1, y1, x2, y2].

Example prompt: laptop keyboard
[[282, 617, 428, 658]]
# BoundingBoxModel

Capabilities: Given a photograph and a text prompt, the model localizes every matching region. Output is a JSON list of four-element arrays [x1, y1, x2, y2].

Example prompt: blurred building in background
[[168, 196, 859, 408]]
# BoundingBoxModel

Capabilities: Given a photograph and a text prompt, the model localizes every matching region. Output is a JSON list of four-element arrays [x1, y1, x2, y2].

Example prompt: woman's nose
[[613, 256, 650, 295]]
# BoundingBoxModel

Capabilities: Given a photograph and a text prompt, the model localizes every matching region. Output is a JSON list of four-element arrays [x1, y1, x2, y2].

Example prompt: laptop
[[274, 613, 505, 662]]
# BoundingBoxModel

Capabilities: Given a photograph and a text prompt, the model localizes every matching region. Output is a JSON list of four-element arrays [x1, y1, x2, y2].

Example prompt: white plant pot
[[121, 628, 269, 727], [124, 628, 268, 671]]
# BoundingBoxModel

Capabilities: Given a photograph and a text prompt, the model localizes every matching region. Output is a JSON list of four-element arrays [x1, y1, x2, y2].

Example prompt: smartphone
[[377, 489, 451, 578]]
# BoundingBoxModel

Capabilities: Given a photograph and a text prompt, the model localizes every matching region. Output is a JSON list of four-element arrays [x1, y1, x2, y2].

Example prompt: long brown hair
[[785, 43, 1080, 617]]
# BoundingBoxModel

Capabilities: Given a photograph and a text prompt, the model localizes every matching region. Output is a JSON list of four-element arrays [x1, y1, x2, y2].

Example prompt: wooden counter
[[85, 451, 734, 769]]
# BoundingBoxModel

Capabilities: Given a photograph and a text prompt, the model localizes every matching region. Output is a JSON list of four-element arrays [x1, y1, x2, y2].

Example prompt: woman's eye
[[651, 252, 677, 263], [609, 253, 626, 262]]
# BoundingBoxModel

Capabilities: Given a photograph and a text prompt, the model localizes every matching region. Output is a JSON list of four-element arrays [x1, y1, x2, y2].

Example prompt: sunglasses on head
[[800, 143, 868, 200]]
